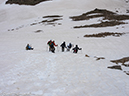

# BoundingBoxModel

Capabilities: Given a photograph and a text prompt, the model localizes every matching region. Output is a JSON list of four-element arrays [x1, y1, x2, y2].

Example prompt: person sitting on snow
[[72, 45, 82, 53], [26, 44, 34, 50], [60, 41, 66, 52]]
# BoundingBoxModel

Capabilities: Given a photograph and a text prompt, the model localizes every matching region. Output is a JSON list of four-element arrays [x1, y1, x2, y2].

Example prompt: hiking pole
[[46, 46, 48, 52], [80, 48, 83, 54], [57, 46, 59, 52]]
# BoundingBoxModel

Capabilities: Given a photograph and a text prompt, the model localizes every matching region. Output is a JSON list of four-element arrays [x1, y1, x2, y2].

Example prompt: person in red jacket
[[47, 40, 58, 53], [47, 40, 52, 51]]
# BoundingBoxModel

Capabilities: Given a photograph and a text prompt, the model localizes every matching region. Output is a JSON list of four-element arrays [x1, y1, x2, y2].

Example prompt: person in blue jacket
[[26, 44, 33, 50], [67, 43, 72, 51]]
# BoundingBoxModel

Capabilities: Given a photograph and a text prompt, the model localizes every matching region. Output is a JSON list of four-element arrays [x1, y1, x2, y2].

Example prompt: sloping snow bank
[[0, 0, 129, 96]]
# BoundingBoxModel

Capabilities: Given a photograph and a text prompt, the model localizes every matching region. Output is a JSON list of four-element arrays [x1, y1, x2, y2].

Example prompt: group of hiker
[[26, 40, 82, 53], [47, 40, 82, 53]]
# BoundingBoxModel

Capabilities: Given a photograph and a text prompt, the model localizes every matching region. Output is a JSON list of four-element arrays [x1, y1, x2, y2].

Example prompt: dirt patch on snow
[[70, 8, 129, 28], [84, 32, 125, 38]]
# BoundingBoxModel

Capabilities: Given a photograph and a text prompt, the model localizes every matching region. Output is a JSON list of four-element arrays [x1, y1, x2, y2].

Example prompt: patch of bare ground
[[108, 65, 122, 70], [74, 21, 126, 28], [5, 0, 50, 5], [109, 57, 129, 75], [43, 15, 63, 18], [34, 30, 43, 33], [85, 55, 105, 61], [124, 71, 129, 75], [70, 8, 129, 28], [8, 15, 62, 31], [110, 57, 129, 65], [94, 56, 105, 61], [31, 15, 63, 26], [84, 32, 125, 38]]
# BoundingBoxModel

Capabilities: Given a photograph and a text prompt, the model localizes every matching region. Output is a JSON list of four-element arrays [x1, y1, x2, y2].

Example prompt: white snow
[[0, 0, 129, 96]]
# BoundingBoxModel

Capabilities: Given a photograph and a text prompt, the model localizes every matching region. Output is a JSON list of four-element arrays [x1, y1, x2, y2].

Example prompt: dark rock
[[84, 32, 125, 38], [124, 71, 129, 75], [70, 8, 129, 21], [5, 0, 50, 5], [43, 15, 63, 18], [110, 57, 129, 65], [108, 65, 122, 70], [85, 54, 90, 57], [94, 56, 105, 60], [70, 8, 129, 28], [74, 21, 125, 28], [35, 30, 43, 33]]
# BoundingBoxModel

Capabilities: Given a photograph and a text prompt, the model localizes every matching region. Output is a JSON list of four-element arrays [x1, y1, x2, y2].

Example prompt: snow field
[[0, 0, 129, 95]]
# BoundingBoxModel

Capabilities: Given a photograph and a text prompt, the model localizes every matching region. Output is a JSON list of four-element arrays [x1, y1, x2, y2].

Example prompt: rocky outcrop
[[5, 0, 50, 5], [108, 65, 122, 70], [70, 8, 129, 28], [84, 32, 125, 38]]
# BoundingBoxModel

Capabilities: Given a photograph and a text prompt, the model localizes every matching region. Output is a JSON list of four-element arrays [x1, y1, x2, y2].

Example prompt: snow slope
[[0, 0, 129, 96]]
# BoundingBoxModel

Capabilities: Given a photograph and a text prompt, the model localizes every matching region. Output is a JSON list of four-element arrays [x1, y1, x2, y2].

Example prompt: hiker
[[47, 40, 52, 51], [67, 43, 72, 51], [60, 41, 66, 52], [49, 40, 58, 53], [72, 45, 82, 53], [26, 44, 33, 50]]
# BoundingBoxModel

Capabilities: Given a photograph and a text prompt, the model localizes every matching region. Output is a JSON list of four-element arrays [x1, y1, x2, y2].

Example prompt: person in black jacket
[[72, 45, 82, 53], [60, 41, 66, 52]]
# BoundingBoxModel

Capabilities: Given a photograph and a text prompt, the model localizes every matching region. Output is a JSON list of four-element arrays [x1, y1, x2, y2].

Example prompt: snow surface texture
[[0, 0, 129, 96]]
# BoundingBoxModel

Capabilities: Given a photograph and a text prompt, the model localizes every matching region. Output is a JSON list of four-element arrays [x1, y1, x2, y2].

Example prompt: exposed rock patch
[[94, 56, 105, 61], [8, 15, 62, 31], [43, 15, 63, 18], [70, 8, 129, 21], [84, 32, 125, 38], [5, 0, 50, 5], [70, 8, 129, 28], [108, 65, 122, 70], [74, 21, 126, 28], [85, 54, 90, 57], [35, 30, 43, 33], [124, 71, 129, 75], [31, 15, 63, 26], [110, 57, 129, 65], [110, 57, 129, 75]]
